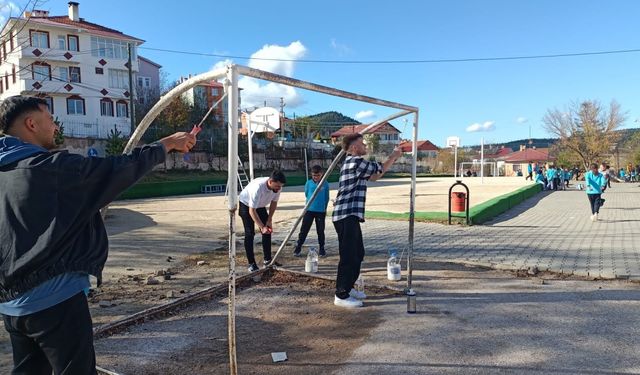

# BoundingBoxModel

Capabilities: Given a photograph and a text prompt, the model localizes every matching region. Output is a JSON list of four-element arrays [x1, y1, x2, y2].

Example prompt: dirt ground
[[94, 271, 396, 375], [0, 177, 529, 372]]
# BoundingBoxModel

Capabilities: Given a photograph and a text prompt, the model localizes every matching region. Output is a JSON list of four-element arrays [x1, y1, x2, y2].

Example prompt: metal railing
[[61, 119, 131, 139]]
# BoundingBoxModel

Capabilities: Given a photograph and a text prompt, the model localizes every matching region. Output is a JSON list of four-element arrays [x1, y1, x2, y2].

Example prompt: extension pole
[[269, 109, 413, 265], [226, 66, 239, 375]]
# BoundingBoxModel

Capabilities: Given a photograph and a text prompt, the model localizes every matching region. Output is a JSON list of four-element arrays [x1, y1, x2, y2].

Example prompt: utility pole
[[127, 43, 135, 134], [279, 97, 286, 148]]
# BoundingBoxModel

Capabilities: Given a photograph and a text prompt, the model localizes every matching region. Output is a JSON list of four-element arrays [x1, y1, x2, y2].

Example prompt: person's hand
[[260, 226, 272, 234], [159, 132, 197, 153]]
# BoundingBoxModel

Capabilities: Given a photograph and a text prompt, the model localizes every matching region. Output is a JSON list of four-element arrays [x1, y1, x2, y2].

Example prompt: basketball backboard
[[447, 136, 460, 148]]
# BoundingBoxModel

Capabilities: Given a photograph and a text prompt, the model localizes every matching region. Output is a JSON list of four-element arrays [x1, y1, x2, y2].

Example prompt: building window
[[30, 30, 49, 48], [90, 36, 135, 60], [58, 35, 66, 50], [67, 96, 85, 115], [9, 32, 13, 51], [58, 67, 68, 82], [43, 96, 54, 114], [95, 67, 104, 74], [69, 66, 81, 83], [12, 64, 16, 83], [137, 76, 150, 88], [100, 98, 114, 117], [68, 35, 79, 52], [108, 69, 128, 89], [32, 62, 51, 81], [116, 101, 128, 118], [4, 74, 8, 89], [212, 88, 219, 96], [2, 42, 6, 58]]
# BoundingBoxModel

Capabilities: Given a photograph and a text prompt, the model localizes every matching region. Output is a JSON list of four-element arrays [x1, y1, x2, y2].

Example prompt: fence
[[62, 120, 131, 139]]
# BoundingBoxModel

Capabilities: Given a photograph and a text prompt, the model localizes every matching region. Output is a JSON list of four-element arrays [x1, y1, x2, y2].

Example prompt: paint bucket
[[305, 248, 318, 273], [387, 258, 401, 281]]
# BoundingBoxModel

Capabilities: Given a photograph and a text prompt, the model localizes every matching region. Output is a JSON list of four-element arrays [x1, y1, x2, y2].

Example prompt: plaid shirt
[[332, 155, 383, 222]]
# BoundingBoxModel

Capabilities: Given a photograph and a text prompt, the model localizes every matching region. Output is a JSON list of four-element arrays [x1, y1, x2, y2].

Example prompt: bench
[[201, 184, 226, 194]]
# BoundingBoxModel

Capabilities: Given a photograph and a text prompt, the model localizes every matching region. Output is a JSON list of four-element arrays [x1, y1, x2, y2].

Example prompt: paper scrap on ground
[[271, 352, 288, 362]]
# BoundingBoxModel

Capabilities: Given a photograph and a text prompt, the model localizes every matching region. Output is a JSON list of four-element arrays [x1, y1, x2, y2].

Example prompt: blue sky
[[4, 0, 640, 146]]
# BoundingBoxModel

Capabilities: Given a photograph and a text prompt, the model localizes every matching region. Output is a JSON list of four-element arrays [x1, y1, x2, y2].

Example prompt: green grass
[[117, 170, 454, 200], [365, 183, 543, 225]]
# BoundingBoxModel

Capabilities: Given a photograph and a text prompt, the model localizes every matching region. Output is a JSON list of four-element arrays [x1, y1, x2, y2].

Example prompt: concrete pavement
[[279, 182, 640, 280]]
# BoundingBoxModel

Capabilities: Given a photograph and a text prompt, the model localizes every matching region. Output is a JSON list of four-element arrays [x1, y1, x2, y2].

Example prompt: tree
[[363, 134, 380, 154], [543, 100, 626, 170], [53, 117, 65, 146], [434, 148, 468, 173], [105, 126, 127, 156]]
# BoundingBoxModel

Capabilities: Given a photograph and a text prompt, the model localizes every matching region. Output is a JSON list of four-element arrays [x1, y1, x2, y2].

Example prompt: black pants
[[588, 194, 602, 214], [239, 202, 272, 265], [553, 177, 560, 190], [3, 292, 96, 375], [296, 211, 326, 251], [526, 172, 533, 180], [333, 216, 365, 299]]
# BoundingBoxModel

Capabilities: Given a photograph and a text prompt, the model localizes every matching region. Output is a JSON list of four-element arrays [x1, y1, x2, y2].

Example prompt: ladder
[[237, 158, 250, 191], [225, 156, 250, 199]]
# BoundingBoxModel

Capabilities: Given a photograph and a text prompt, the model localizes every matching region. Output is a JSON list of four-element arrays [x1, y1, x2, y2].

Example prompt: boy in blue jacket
[[294, 165, 330, 257]]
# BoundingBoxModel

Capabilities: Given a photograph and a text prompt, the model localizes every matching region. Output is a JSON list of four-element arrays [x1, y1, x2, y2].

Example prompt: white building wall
[[0, 19, 140, 138]]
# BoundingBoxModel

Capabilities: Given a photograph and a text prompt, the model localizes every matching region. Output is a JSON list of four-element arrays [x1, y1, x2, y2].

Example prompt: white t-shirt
[[239, 177, 281, 208]]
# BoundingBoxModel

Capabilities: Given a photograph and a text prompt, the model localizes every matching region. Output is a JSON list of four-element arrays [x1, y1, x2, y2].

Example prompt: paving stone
[[275, 183, 640, 279]]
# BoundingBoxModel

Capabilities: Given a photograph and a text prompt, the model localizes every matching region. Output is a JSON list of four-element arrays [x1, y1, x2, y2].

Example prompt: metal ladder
[[236, 157, 250, 191], [225, 156, 250, 199]]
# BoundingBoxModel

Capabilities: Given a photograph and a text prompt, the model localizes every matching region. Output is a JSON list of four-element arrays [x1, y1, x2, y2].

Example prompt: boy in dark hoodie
[[0, 96, 196, 374]]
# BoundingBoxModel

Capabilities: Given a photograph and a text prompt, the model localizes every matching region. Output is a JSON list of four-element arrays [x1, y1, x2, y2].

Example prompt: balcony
[[24, 78, 84, 95], [59, 118, 132, 139], [18, 46, 81, 64]]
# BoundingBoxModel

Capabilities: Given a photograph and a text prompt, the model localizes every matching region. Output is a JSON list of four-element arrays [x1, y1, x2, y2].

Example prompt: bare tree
[[543, 100, 626, 170]]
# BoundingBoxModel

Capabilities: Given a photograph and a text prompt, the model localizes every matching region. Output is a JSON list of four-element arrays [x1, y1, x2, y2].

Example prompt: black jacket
[[0, 138, 166, 302]]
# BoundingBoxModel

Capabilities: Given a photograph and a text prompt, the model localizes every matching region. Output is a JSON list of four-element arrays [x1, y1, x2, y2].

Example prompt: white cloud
[[466, 121, 495, 133], [240, 41, 307, 109], [0, 1, 20, 24], [355, 110, 375, 121], [206, 42, 307, 109], [330, 38, 352, 55], [211, 59, 233, 72], [516, 117, 528, 124]]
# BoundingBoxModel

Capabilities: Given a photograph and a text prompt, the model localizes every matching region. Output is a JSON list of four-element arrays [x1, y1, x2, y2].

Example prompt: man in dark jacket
[[0, 96, 196, 374]]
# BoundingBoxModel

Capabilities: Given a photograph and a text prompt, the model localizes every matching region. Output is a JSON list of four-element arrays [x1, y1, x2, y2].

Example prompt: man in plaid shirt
[[333, 133, 402, 308]]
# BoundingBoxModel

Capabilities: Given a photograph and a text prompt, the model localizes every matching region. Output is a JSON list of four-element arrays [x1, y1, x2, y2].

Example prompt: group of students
[[237, 133, 402, 308], [528, 162, 574, 191]]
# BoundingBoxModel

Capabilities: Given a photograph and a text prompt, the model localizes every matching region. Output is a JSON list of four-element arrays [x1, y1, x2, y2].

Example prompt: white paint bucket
[[305, 259, 318, 273], [387, 261, 401, 281]]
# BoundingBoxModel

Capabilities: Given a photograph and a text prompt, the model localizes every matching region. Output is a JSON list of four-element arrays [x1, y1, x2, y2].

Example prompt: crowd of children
[[528, 162, 574, 191]]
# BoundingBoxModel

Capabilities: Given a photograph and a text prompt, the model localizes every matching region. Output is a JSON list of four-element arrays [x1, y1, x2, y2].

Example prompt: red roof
[[398, 140, 439, 152], [485, 147, 513, 159], [502, 148, 554, 163], [24, 16, 143, 42], [331, 122, 400, 138]]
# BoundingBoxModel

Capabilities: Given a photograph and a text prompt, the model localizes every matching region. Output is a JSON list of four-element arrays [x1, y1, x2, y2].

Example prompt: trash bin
[[451, 192, 466, 212]]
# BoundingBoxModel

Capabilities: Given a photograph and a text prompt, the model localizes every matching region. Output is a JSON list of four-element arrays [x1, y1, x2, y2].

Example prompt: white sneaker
[[334, 295, 363, 308], [349, 288, 367, 299], [594, 213, 598, 221], [590, 214, 595, 222]]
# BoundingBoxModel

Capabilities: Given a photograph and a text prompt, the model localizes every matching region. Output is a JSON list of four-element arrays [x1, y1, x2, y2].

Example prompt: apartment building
[[0, 2, 143, 138]]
